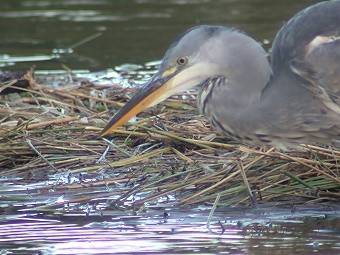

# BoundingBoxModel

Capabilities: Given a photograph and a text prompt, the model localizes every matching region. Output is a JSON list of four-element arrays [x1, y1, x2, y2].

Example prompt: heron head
[[100, 25, 241, 136]]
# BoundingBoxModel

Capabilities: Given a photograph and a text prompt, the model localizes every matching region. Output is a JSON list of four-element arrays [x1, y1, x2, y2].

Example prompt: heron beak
[[100, 67, 179, 137]]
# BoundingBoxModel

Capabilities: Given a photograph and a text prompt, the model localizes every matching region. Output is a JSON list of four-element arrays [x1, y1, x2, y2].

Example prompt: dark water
[[0, 0, 320, 70], [1, 0, 340, 254]]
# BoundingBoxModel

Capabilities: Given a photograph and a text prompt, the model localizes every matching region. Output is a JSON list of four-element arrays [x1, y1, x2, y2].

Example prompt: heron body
[[101, 0, 340, 149]]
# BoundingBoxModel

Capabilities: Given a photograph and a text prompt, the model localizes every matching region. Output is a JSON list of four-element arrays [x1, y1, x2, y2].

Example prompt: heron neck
[[199, 41, 273, 136]]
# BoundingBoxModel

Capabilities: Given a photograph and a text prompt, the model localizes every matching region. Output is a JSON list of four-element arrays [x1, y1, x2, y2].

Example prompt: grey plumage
[[198, 0, 340, 148], [101, 0, 340, 149]]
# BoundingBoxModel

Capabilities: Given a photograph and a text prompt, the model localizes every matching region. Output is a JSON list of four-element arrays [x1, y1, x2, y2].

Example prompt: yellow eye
[[177, 56, 188, 65]]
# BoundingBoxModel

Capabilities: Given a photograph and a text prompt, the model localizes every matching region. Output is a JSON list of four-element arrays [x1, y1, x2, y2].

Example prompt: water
[[0, 0, 319, 69], [1, 206, 339, 254], [1, 0, 339, 254]]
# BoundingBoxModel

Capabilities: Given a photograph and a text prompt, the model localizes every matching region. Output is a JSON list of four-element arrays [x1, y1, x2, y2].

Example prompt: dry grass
[[0, 71, 339, 210]]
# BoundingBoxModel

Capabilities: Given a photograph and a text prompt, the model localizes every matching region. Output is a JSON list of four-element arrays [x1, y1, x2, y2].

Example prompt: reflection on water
[[1, 207, 339, 255], [0, 0, 320, 69], [1, 168, 339, 254]]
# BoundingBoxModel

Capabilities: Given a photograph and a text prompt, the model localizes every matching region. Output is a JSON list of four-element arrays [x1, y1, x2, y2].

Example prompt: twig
[[238, 160, 256, 205], [0, 80, 18, 93], [26, 139, 59, 172], [24, 116, 79, 130], [68, 32, 103, 50], [102, 138, 131, 157], [207, 193, 221, 230]]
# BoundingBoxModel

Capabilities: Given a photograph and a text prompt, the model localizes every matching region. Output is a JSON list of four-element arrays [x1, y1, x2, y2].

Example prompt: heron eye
[[177, 56, 188, 66]]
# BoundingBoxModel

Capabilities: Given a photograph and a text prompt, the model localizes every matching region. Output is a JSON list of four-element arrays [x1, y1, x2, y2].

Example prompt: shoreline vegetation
[[0, 70, 339, 211]]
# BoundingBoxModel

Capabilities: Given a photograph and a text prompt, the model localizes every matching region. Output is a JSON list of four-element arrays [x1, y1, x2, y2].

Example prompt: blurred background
[[0, 0, 320, 70]]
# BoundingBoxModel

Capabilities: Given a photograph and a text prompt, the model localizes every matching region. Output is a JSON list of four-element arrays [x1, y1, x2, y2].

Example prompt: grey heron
[[101, 0, 340, 149]]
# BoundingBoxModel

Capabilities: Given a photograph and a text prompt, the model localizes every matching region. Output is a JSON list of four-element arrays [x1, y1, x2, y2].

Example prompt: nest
[[0, 71, 339, 213]]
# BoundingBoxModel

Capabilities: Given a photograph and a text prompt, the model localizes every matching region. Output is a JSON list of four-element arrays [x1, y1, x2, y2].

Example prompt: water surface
[[1, 205, 340, 255], [0, 0, 320, 69]]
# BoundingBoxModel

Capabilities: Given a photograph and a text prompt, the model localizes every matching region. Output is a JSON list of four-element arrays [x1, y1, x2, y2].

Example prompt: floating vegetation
[[0, 70, 339, 213]]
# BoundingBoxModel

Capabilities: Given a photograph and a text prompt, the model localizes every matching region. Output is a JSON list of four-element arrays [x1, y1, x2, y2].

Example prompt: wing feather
[[270, 0, 340, 114]]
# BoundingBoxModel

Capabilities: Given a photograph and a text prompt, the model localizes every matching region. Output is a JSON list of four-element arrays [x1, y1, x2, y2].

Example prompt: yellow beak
[[100, 68, 178, 137]]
